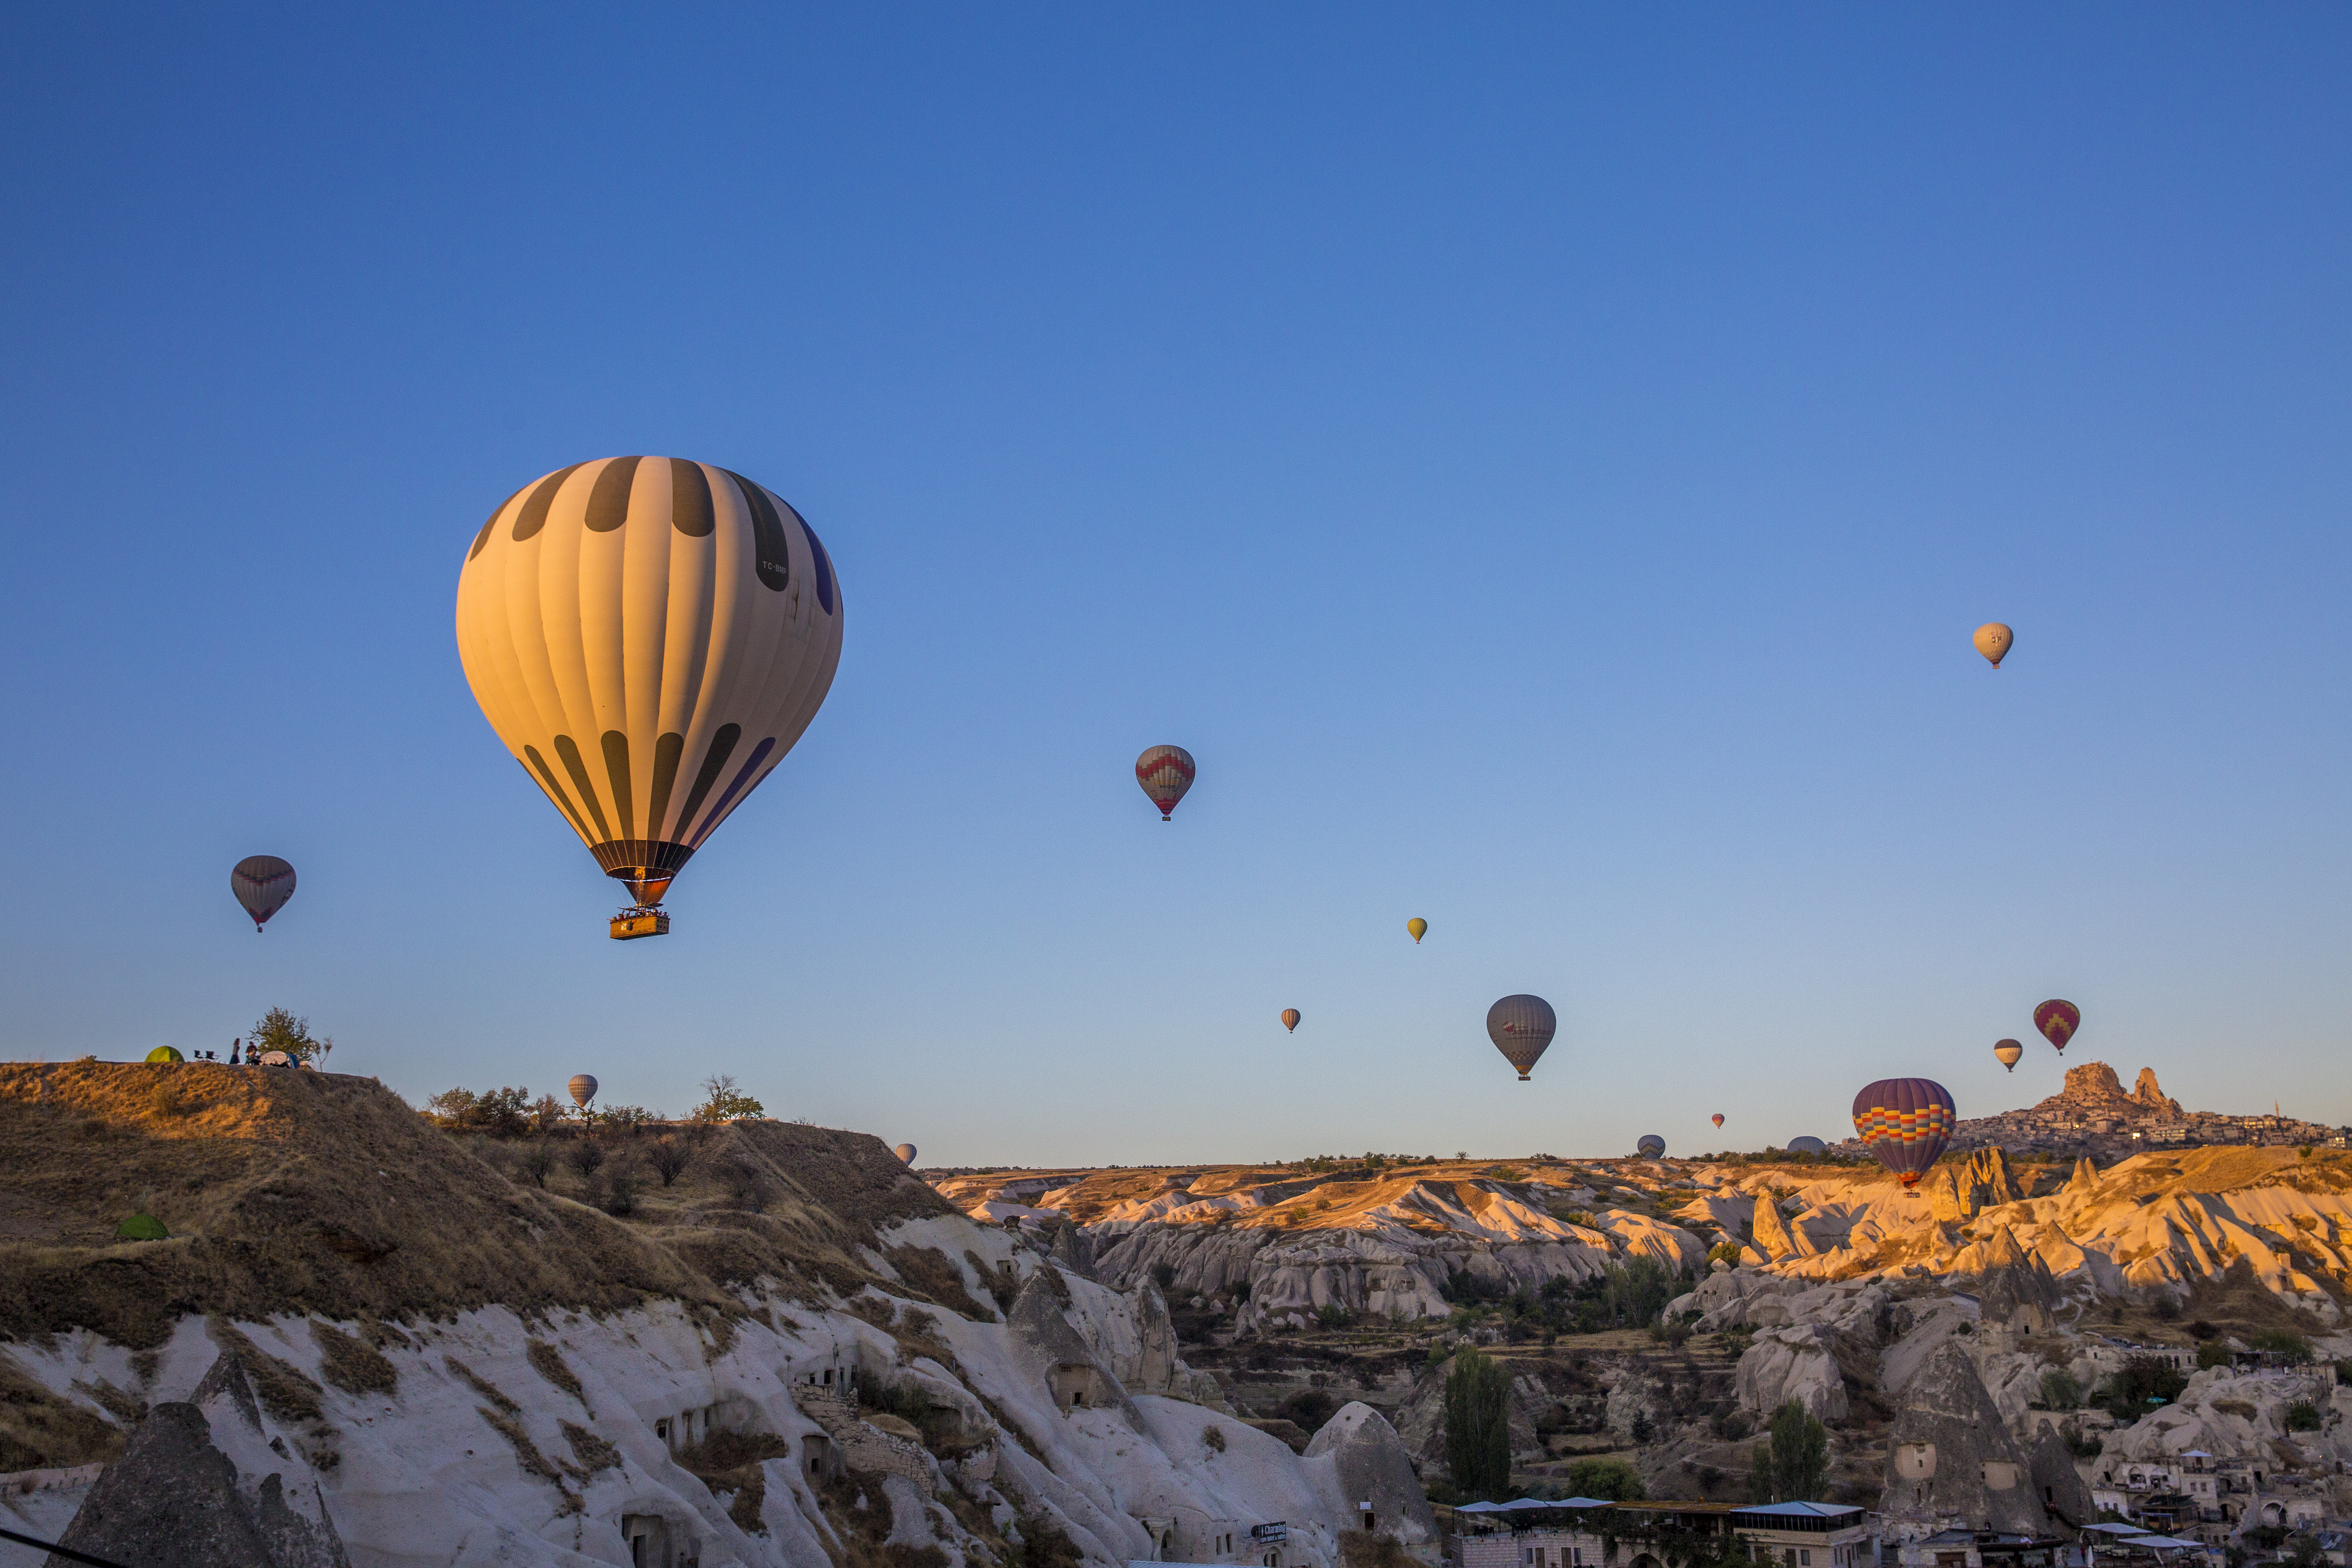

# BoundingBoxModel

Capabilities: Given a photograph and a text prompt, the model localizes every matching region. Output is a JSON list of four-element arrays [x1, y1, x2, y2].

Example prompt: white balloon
[[456, 458, 843, 910]]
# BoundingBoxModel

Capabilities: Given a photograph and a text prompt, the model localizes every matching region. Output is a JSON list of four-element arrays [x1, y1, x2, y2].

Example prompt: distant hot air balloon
[[1712, 1113, 1725, 1130], [1281, 1008, 1301, 1033], [894, 1143, 918, 1165], [2034, 1000, 2080, 1054], [1406, 918, 1428, 944], [1974, 623, 2014, 669], [1136, 746, 1195, 821], [231, 856, 296, 932], [1851, 1078, 1957, 1188], [1993, 1038, 2024, 1073], [568, 1075, 598, 1112], [455, 459, 844, 940], [1786, 1136, 1828, 1155], [1637, 1135, 1666, 1159], [1486, 995, 1556, 1081]]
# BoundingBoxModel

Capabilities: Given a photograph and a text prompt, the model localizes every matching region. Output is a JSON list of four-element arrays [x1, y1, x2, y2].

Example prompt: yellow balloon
[[1406, 918, 1427, 944], [1973, 623, 2013, 668]]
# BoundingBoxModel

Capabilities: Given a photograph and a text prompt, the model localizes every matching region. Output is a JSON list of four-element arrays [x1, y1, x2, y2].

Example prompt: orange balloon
[[1973, 623, 2013, 668]]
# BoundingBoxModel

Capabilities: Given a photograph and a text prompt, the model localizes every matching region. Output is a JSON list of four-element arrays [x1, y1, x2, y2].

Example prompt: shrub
[[2285, 1401, 2321, 1432], [1152, 1263, 1176, 1290], [1630, 1409, 1657, 1444], [2335, 1359, 2352, 1387], [516, 1143, 556, 1188], [601, 1162, 642, 1216], [1281, 1390, 1337, 1434], [1713, 1409, 1752, 1441], [2041, 1369, 2084, 1410], [2251, 1330, 2313, 1362], [710, 1156, 768, 1212], [645, 1137, 691, 1187], [566, 1139, 606, 1178], [1708, 1242, 1744, 1267], [1563, 1456, 1646, 1501], [2197, 1341, 2232, 1370], [1203, 1424, 1225, 1453]]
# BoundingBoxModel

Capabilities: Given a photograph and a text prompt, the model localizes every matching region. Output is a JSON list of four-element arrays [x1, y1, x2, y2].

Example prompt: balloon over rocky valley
[[230, 856, 296, 932], [1993, 1038, 2024, 1072], [1485, 994, 1557, 1081], [1786, 1136, 1828, 1155], [1637, 1135, 1666, 1159], [454, 457, 844, 940], [1851, 1078, 1957, 1188], [894, 1144, 917, 1165]]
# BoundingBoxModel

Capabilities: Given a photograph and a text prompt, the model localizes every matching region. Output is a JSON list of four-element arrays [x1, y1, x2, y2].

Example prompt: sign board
[[1251, 1523, 1288, 1543]]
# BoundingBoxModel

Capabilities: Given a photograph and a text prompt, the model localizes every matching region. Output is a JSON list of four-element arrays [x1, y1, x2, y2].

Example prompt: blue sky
[[2, 7, 2346, 1167]]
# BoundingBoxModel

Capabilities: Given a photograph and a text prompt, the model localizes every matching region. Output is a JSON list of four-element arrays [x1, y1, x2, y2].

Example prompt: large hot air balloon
[[1993, 1039, 2024, 1073], [1851, 1078, 1957, 1188], [568, 1075, 598, 1112], [1637, 1135, 1666, 1159], [1974, 623, 2013, 668], [1485, 995, 1556, 1081], [455, 459, 844, 939], [1136, 746, 1194, 821], [1712, 1113, 1725, 1130], [893, 1143, 918, 1165], [2034, 1000, 2079, 1054], [1280, 1008, 1301, 1033], [231, 856, 296, 932], [1786, 1136, 1828, 1155], [1406, 918, 1427, 944]]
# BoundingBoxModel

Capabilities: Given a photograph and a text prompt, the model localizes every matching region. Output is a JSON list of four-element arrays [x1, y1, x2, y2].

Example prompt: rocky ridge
[[0, 1063, 1437, 1567]]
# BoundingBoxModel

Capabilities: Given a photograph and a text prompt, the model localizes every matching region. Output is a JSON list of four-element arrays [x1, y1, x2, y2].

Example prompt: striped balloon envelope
[[2034, 1000, 2080, 1054], [230, 855, 296, 931], [1851, 1078, 1957, 1187], [455, 458, 843, 930], [1135, 745, 1195, 820], [1485, 994, 1557, 1081]]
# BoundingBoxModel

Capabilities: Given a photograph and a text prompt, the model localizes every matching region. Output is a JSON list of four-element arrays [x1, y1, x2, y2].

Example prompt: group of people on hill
[[185, 1039, 292, 1065]]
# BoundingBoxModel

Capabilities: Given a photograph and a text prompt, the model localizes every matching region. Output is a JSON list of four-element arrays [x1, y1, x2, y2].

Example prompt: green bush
[[1563, 1457, 1646, 1501], [2041, 1369, 2083, 1410], [2285, 1401, 2322, 1432], [2197, 1342, 2233, 1370]]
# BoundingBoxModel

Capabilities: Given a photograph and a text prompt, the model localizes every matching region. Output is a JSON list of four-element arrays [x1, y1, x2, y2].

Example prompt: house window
[[655, 1419, 670, 1443], [1802, 1553, 1811, 1566], [822, 1369, 833, 1386]]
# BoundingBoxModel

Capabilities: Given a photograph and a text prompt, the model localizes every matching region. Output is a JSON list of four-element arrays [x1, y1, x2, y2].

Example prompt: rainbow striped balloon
[[1850, 1078, 1957, 1188]]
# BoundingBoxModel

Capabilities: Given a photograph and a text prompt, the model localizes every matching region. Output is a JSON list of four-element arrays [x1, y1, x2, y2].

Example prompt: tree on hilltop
[[250, 1006, 332, 1064], [692, 1073, 765, 1123]]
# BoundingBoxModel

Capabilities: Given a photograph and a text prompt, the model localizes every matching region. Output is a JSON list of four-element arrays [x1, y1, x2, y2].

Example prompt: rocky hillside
[[0, 1063, 1437, 1567], [938, 1140, 2352, 1530]]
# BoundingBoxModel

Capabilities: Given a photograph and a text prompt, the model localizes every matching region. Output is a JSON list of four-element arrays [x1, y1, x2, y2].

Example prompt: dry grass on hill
[[0, 1063, 962, 1351]]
